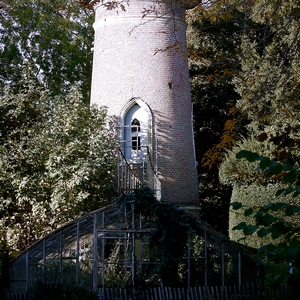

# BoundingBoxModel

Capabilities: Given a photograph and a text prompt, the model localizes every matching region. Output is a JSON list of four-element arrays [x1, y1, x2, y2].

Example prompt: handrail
[[117, 147, 161, 199]]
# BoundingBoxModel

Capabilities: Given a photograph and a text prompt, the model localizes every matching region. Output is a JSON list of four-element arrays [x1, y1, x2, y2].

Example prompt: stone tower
[[81, 0, 199, 212]]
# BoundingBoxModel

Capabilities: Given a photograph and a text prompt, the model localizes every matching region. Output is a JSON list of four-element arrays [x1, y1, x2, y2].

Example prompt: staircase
[[117, 147, 161, 199]]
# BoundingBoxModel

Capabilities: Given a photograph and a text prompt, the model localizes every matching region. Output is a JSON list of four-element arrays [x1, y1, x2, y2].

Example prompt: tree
[[187, 4, 244, 234], [0, 0, 94, 103], [219, 135, 300, 247], [233, 1, 300, 133], [217, 0, 300, 290], [0, 65, 117, 255], [194, 0, 300, 167], [219, 0, 300, 238], [230, 143, 300, 289]]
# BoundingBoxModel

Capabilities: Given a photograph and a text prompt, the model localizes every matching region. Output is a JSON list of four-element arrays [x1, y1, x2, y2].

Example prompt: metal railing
[[117, 146, 161, 199]]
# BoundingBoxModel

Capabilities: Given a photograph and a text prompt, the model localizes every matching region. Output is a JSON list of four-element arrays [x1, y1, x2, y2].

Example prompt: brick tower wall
[[90, 0, 199, 207]]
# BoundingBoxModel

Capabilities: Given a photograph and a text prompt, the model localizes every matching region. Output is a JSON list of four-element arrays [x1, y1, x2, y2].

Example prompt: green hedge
[[229, 183, 300, 248], [220, 135, 300, 248]]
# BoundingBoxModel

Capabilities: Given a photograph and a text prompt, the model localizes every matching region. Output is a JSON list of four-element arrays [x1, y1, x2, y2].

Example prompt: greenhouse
[[8, 190, 259, 298], [10, 190, 256, 294]]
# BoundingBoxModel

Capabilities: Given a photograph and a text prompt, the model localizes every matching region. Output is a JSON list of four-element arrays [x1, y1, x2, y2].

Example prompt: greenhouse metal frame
[[9, 202, 252, 295]]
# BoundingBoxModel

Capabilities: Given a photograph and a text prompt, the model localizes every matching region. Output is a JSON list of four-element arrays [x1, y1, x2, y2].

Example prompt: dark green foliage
[[218, 3, 300, 293], [188, 7, 246, 235], [232, 145, 300, 287], [116, 188, 261, 287], [117, 187, 199, 286]]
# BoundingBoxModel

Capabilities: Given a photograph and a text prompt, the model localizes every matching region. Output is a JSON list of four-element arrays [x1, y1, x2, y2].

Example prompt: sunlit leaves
[[236, 148, 300, 195], [231, 186, 300, 285], [0, 0, 94, 103], [232, 141, 300, 285], [0, 68, 117, 254]]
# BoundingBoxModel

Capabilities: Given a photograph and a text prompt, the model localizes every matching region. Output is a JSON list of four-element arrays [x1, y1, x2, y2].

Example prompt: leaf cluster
[[231, 144, 300, 285], [0, 0, 94, 103], [189, 0, 300, 289], [233, 1, 300, 136], [200, 0, 300, 166], [116, 187, 200, 287], [0, 65, 117, 255], [187, 4, 247, 234], [188, 4, 244, 169]]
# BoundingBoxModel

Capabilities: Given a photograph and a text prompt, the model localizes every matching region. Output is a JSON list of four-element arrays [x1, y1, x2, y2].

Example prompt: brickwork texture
[[90, 0, 199, 207]]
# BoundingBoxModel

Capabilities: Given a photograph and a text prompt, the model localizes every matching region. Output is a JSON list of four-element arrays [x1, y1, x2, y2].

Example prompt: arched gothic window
[[131, 118, 140, 132], [123, 103, 148, 161]]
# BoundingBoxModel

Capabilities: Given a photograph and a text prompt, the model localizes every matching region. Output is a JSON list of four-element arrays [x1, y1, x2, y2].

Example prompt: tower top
[[79, 0, 200, 10]]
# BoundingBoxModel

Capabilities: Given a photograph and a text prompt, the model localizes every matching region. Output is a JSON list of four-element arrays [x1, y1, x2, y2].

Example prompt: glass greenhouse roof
[[9, 199, 254, 295]]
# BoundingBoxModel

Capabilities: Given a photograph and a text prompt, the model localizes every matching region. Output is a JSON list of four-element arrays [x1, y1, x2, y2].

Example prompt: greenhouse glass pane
[[28, 244, 44, 289], [45, 233, 60, 259], [61, 225, 77, 259]]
